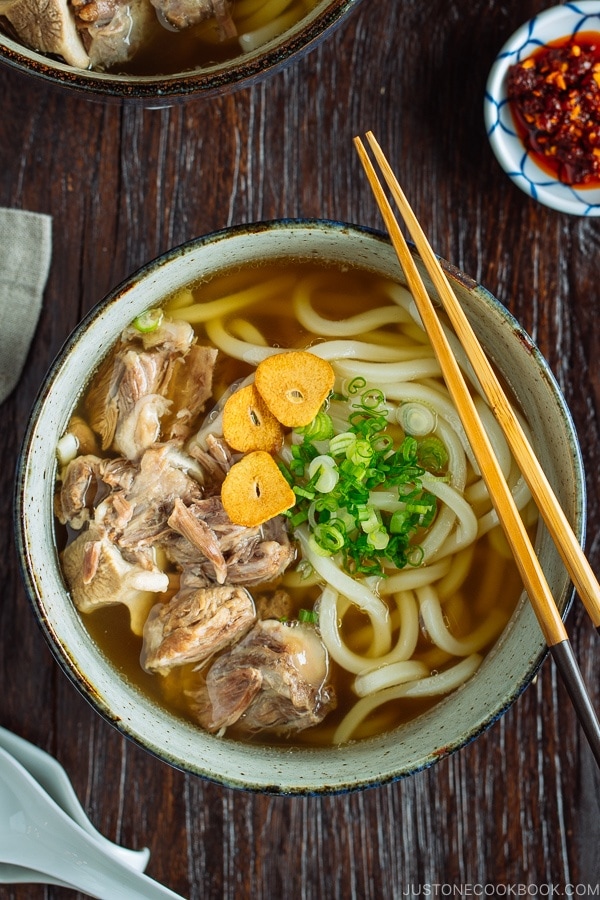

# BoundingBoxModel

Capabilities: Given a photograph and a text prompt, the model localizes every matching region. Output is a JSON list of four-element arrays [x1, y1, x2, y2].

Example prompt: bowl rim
[[484, 0, 600, 216], [0, 0, 362, 100], [14, 217, 586, 793]]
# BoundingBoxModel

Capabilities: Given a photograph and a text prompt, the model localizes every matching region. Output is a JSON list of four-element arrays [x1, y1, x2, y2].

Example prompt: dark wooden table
[[1, 1, 600, 896]]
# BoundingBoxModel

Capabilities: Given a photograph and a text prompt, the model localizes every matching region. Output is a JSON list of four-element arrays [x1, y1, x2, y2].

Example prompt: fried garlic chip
[[221, 451, 295, 527], [254, 350, 335, 427], [222, 384, 284, 453]]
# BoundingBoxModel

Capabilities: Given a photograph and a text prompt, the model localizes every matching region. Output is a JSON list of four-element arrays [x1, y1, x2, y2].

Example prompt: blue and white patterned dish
[[484, 2, 600, 216]]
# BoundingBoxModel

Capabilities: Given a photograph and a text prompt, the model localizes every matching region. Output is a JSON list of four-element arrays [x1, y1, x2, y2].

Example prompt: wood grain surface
[[1, 1, 599, 897]]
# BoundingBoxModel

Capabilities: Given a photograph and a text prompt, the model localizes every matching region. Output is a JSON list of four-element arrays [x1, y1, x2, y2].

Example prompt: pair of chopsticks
[[355, 131, 600, 768]]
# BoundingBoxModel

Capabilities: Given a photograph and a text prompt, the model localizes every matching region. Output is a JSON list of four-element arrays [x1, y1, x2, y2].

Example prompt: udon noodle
[[54, 260, 537, 746]]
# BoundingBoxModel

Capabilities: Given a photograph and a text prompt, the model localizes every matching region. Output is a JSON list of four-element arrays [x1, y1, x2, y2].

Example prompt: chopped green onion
[[329, 432, 356, 457], [278, 462, 294, 485], [367, 527, 390, 550], [298, 608, 318, 624], [354, 387, 385, 410], [312, 521, 346, 554], [307, 455, 339, 493], [297, 411, 335, 441], [132, 308, 163, 333], [295, 559, 314, 580], [288, 509, 309, 527], [389, 509, 408, 534], [347, 439, 373, 465], [330, 508, 357, 532], [407, 545, 425, 566], [357, 506, 380, 534], [372, 434, 393, 453], [397, 401, 436, 436], [294, 484, 316, 501], [284, 380, 446, 578], [347, 377, 367, 394], [401, 435, 418, 462], [314, 494, 338, 513], [317, 468, 339, 493], [417, 436, 449, 474]]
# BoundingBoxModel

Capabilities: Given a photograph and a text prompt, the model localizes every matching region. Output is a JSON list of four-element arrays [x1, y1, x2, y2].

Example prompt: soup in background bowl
[[0, 0, 362, 102], [15, 219, 585, 793]]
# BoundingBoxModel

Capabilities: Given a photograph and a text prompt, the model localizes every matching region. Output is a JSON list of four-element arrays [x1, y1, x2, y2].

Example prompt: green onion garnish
[[132, 308, 164, 333], [298, 608, 318, 624], [417, 436, 449, 474], [282, 383, 447, 577], [347, 377, 367, 394], [296, 411, 335, 442]]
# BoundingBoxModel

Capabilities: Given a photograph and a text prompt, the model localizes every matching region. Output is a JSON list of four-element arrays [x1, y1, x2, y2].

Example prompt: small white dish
[[484, 1, 600, 215]]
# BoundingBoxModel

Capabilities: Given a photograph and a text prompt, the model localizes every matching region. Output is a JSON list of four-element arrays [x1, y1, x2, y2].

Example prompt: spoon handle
[[0, 862, 89, 890], [0, 726, 150, 873], [0, 844, 185, 900], [0, 747, 184, 900]]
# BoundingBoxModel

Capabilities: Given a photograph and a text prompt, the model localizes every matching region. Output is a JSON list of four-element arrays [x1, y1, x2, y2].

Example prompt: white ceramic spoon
[[0, 746, 185, 899], [0, 726, 150, 872], [0, 861, 85, 889]]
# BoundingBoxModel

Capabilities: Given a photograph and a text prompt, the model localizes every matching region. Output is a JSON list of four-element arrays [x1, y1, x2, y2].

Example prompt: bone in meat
[[190, 619, 336, 736], [0, 0, 90, 67]]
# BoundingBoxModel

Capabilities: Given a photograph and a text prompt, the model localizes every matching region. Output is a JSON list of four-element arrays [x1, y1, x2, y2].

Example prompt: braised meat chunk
[[164, 496, 296, 586], [104, 442, 205, 550], [83, 317, 213, 460], [162, 345, 219, 442], [71, 0, 154, 70], [190, 619, 336, 736], [254, 588, 293, 622], [141, 584, 256, 675], [187, 433, 234, 495], [55, 454, 136, 530], [149, 0, 236, 36], [0, 0, 90, 67], [61, 521, 169, 635]]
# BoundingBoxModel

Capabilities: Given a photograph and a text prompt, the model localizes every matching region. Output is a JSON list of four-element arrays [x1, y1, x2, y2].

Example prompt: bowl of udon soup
[[0, 0, 361, 102], [16, 219, 585, 794]]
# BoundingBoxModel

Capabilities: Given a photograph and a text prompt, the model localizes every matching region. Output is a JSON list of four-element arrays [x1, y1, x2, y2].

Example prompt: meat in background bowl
[[0, 0, 362, 102], [15, 219, 585, 793]]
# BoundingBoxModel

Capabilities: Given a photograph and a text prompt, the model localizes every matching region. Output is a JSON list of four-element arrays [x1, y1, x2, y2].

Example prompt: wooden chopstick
[[354, 134, 600, 767], [364, 130, 600, 635]]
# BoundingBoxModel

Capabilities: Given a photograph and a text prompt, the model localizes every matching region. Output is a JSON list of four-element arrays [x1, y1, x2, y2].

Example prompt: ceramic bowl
[[0, 0, 361, 103], [15, 219, 585, 794], [484, 1, 600, 215]]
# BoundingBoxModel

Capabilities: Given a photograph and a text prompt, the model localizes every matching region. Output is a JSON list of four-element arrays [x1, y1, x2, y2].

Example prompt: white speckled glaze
[[15, 220, 585, 794], [485, 1, 600, 215]]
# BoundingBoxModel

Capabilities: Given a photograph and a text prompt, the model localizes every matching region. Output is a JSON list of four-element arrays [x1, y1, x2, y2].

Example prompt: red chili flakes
[[507, 34, 600, 185]]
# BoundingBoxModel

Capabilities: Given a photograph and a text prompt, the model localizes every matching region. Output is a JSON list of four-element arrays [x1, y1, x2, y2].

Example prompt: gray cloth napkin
[[0, 208, 52, 403]]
